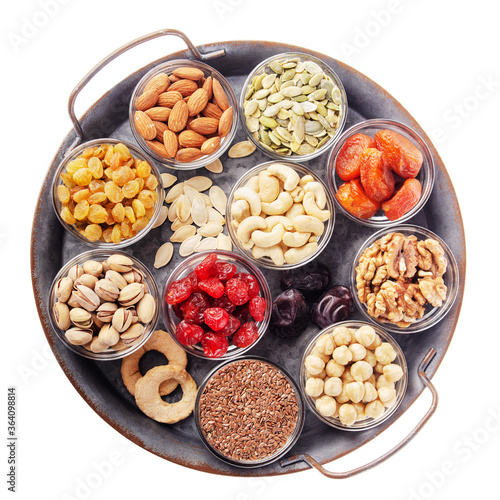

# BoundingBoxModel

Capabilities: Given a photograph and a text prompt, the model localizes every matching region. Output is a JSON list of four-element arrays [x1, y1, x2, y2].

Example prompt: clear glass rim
[[351, 224, 459, 334], [51, 137, 164, 249], [194, 355, 305, 467], [326, 118, 435, 227], [161, 250, 272, 360], [239, 51, 348, 163], [129, 59, 239, 170], [225, 161, 335, 270], [48, 249, 159, 361], [300, 320, 408, 431]]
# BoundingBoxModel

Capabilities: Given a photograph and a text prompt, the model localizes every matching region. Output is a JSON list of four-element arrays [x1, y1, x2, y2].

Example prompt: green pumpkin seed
[[267, 92, 285, 104], [269, 61, 284, 74], [259, 116, 278, 128], [262, 73, 277, 89]]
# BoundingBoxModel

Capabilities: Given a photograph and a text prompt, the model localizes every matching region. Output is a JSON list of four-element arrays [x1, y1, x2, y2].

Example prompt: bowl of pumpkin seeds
[[240, 53, 347, 161]]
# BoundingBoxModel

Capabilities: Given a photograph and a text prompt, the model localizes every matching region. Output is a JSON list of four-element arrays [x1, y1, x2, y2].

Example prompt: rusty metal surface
[[31, 39, 466, 476]]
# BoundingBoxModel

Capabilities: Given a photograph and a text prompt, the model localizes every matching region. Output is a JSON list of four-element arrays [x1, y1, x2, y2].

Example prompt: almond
[[146, 140, 169, 158], [163, 130, 178, 158], [169, 79, 198, 97], [172, 66, 204, 81], [157, 91, 183, 108], [187, 88, 209, 116], [145, 107, 171, 121], [168, 100, 189, 132], [202, 102, 223, 120], [175, 148, 203, 163], [143, 73, 170, 95], [212, 78, 229, 111], [134, 111, 156, 140], [152, 121, 169, 141], [201, 136, 221, 156], [190, 117, 219, 135], [135, 90, 158, 112], [178, 130, 207, 149], [218, 106, 233, 137], [202, 76, 213, 101]]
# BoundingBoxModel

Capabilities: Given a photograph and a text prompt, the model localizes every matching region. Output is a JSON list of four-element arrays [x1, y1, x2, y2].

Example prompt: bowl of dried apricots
[[327, 119, 434, 227], [52, 139, 163, 247]]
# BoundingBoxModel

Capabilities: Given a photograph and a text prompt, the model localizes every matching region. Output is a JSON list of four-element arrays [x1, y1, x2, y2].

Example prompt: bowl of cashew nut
[[226, 161, 335, 269]]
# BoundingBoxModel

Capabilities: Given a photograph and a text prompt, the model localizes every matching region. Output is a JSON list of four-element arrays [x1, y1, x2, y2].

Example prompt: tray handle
[[67, 29, 225, 151], [280, 348, 438, 478]]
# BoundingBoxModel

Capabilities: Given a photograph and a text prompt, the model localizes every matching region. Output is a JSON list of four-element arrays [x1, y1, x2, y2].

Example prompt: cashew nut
[[303, 181, 327, 209], [299, 174, 315, 187], [234, 187, 262, 216], [236, 215, 267, 243], [283, 231, 311, 248], [252, 244, 285, 266], [289, 186, 305, 203], [257, 171, 280, 203], [251, 223, 286, 248], [231, 199, 250, 222], [286, 202, 306, 220], [265, 215, 294, 231], [245, 175, 260, 192], [266, 163, 300, 191], [261, 191, 293, 215], [284, 242, 318, 265], [292, 215, 325, 236], [303, 191, 331, 221]]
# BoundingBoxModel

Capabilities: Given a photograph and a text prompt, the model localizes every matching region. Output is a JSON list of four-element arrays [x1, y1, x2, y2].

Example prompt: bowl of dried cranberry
[[161, 251, 272, 360], [327, 119, 435, 227]]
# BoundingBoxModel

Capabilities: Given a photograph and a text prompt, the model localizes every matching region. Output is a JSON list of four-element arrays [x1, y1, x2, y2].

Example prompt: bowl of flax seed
[[195, 356, 305, 467]]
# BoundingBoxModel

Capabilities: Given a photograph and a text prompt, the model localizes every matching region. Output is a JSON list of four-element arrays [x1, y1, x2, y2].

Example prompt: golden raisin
[[66, 158, 87, 174], [88, 204, 108, 224], [114, 143, 132, 161], [137, 189, 157, 209], [111, 203, 125, 223], [124, 206, 136, 223], [102, 227, 113, 243], [57, 185, 70, 204], [109, 152, 123, 171], [132, 217, 149, 232], [111, 224, 123, 244], [132, 199, 146, 218], [112, 166, 135, 186], [144, 174, 158, 190], [104, 181, 124, 203], [81, 147, 97, 159], [121, 220, 133, 239], [136, 160, 151, 178], [60, 206, 76, 225], [72, 189, 90, 203], [104, 146, 114, 166], [87, 192, 107, 204], [89, 179, 105, 193], [88, 157, 103, 179], [73, 168, 93, 186], [73, 200, 90, 220], [122, 180, 141, 199], [60, 173, 76, 188], [84, 224, 102, 242]]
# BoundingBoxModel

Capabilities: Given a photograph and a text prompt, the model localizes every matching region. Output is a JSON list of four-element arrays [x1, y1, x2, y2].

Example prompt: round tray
[[31, 31, 466, 477]]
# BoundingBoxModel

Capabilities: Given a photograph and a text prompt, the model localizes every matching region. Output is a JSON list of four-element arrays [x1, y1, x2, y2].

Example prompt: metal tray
[[31, 30, 466, 478]]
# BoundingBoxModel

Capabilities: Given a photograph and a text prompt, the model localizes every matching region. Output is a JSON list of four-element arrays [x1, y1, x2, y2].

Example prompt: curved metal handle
[[67, 29, 225, 151], [281, 348, 438, 478]]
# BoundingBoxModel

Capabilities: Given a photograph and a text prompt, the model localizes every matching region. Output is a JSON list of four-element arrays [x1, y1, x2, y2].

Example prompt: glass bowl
[[240, 52, 347, 162], [129, 59, 239, 170], [327, 119, 435, 227], [301, 321, 408, 431], [351, 224, 459, 334], [52, 138, 164, 249], [161, 250, 272, 360], [195, 356, 305, 467], [48, 249, 159, 360], [226, 161, 335, 270]]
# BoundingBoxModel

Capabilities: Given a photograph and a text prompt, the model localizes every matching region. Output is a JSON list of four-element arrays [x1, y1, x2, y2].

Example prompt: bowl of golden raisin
[[52, 139, 163, 247]]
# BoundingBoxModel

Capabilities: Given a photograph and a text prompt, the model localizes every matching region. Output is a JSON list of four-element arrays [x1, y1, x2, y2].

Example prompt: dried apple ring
[[134, 365, 197, 424], [121, 329, 187, 396]]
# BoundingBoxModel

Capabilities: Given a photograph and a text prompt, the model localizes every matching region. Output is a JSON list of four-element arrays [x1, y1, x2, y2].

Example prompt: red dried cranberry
[[195, 253, 218, 280], [210, 293, 236, 314], [233, 321, 259, 348], [185, 270, 198, 288], [217, 314, 241, 336], [201, 332, 228, 358], [249, 296, 267, 322], [203, 307, 229, 331], [234, 272, 260, 298], [175, 320, 204, 346], [166, 277, 194, 305], [226, 277, 250, 306], [179, 292, 210, 324], [233, 304, 253, 324], [212, 262, 237, 281], [198, 278, 225, 298]]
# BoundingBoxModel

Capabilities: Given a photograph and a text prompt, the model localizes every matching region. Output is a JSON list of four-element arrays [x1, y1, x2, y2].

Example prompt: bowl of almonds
[[129, 59, 238, 169], [241, 52, 347, 161], [49, 250, 159, 360]]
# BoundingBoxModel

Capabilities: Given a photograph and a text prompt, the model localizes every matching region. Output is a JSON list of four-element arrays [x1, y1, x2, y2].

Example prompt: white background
[[2, 0, 499, 499]]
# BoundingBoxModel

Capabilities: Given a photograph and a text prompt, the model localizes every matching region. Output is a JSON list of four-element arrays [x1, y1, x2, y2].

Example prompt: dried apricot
[[336, 179, 381, 219], [382, 178, 422, 221], [336, 133, 375, 181], [374, 129, 423, 178], [359, 148, 395, 202]]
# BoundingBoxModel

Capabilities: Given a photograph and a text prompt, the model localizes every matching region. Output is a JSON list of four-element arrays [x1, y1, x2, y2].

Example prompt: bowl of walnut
[[352, 225, 459, 334]]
